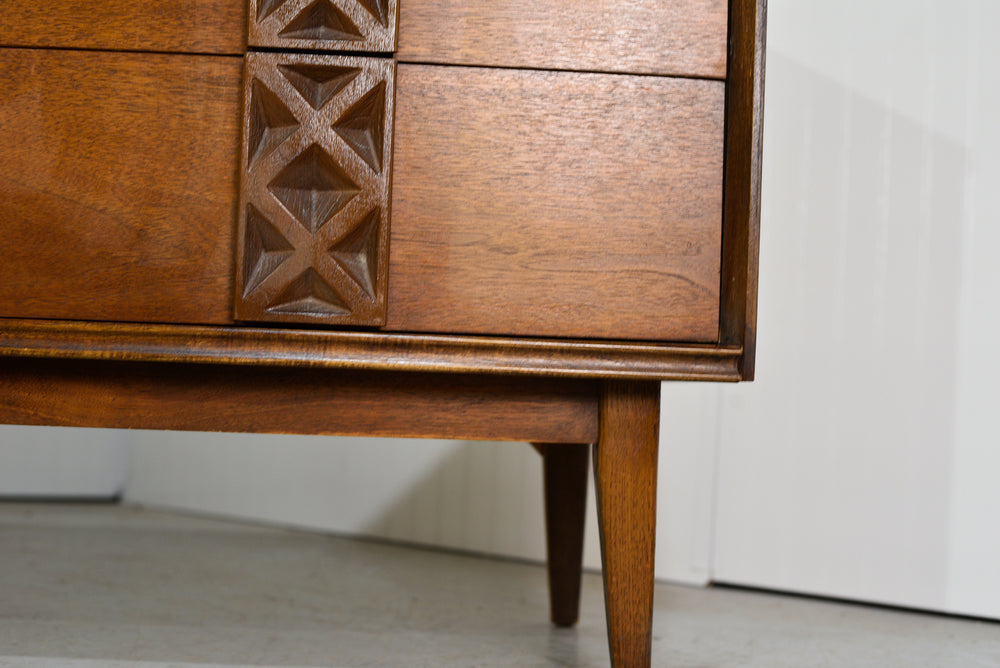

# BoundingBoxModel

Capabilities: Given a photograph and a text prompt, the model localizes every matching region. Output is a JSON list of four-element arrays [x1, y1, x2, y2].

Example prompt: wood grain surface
[[397, 0, 727, 78], [0, 358, 598, 444], [0, 49, 241, 325], [388, 64, 725, 342], [594, 381, 660, 667], [0, 0, 246, 54]]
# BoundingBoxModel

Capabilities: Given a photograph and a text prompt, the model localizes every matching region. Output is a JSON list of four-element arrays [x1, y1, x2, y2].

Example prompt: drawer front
[[397, 0, 728, 78], [387, 65, 723, 342], [0, 0, 247, 54], [0, 48, 240, 326]]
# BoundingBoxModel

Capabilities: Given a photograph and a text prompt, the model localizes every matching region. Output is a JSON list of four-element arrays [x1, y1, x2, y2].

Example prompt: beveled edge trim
[[720, 0, 767, 380], [0, 319, 742, 382]]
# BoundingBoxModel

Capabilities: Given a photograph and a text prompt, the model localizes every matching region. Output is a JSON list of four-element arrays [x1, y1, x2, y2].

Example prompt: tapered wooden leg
[[536, 442, 590, 627], [593, 381, 659, 668]]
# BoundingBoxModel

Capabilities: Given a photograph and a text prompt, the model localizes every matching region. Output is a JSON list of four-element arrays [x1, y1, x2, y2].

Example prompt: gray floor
[[0, 504, 996, 667]]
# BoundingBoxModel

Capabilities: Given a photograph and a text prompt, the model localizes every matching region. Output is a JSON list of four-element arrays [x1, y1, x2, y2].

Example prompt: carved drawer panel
[[235, 52, 395, 326], [249, 0, 398, 52]]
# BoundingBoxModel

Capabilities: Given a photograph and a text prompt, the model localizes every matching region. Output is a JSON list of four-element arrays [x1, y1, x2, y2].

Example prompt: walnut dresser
[[0, 1, 765, 665]]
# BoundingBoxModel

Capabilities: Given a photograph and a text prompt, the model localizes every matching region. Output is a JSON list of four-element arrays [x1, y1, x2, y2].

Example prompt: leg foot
[[537, 442, 589, 627], [593, 381, 659, 668]]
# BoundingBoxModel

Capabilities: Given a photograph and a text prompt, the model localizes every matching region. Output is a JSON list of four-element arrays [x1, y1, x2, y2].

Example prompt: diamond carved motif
[[256, 0, 287, 21], [333, 82, 386, 173], [247, 79, 299, 168], [268, 144, 360, 233], [242, 204, 294, 296], [329, 209, 380, 299], [278, 63, 361, 110], [356, 0, 391, 27], [235, 52, 395, 327], [268, 268, 351, 316], [280, 0, 363, 42], [248, 0, 398, 52]]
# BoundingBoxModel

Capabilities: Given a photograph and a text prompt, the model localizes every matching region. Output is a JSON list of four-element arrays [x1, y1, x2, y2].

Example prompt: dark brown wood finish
[[721, 0, 767, 379], [594, 382, 660, 668], [236, 52, 395, 326], [388, 64, 725, 342], [0, 0, 247, 54], [0, 50, 739, 349], [0, 358, 598, 444], [0, 48, 241, 325], [539, 442, 590, 627], [0, 37, 764, 360], [397, 0, 727, 78], [249, 0, 398, 53], [0, 320, 743, 381]]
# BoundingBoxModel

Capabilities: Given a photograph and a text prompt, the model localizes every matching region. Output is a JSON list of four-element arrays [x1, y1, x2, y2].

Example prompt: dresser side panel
[[720, 0, 767, 379]]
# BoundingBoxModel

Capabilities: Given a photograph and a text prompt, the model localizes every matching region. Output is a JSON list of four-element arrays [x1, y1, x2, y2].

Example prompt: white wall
[[125, 434, 551, 562], [0, 426, 128, 498], [710, 0, 1000, 619], [945, 0, 1000, 619]]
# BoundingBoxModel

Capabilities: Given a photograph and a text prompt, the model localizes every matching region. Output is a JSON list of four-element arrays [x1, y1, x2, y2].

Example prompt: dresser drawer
[[387, 64, 723, 342], [0, 46, 724, 343], [0, 49, 241, 326], [0, 0, 247, 54], [397, 0, 728, 78]]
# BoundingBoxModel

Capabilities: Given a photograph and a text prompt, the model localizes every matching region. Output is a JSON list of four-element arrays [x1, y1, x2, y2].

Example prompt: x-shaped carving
[[235, 52, 394, 326]]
